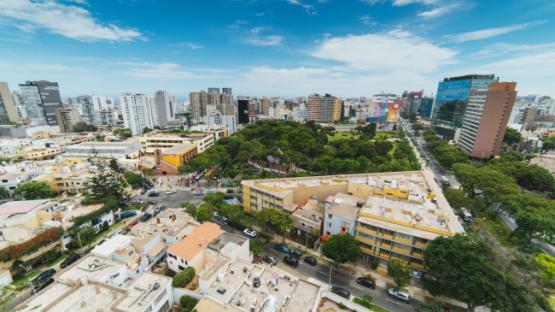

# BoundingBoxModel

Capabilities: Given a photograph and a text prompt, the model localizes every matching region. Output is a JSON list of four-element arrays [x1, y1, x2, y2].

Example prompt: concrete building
[[153, 90, 175, 126], [0, 172, 27, 192], [154, 143, 197, 175], [202, 114, 237, 134], [190, 89, 234, 120], [129, 208, 199, 245], [167, 222, 225, 273], [64, 141, 141, 159], [458, 82, 517, 158], [120, 93, 153, 135], [0, 82, 19, 124], [307, 94, 341, 123], [139, 131, 215, 154], [190, 91, 209, 119], [242, 171, 464, 271], [55, 107, 81, 133], [17, 255, 173, 312]]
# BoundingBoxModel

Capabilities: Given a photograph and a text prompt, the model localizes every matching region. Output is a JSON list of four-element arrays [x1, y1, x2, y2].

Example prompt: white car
[[243, 228, 257, 238], [165, 190, 176, 195]]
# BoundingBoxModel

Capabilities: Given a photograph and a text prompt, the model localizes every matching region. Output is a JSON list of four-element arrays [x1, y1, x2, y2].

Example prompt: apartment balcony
[[393, 237, 413, 246], [410, 262, 425, 270], [392, 246, 410, 255], [382, 233, 394, 240], [356, 236, 376, 246], [356, 225, 377, 236], [360, 246, 375, 256], [411, 252, 424, 260], [414, 242, 427, 249]]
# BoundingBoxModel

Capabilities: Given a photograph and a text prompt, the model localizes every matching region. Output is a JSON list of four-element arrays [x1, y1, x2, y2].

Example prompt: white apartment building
[[154, 90, 176, 126], [120, 93, 154, 135]]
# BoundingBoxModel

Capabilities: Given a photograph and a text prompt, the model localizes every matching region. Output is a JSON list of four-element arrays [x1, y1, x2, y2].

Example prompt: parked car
[[243, 228, 256, 238], [387, 288, 411, 303], [139, 213, 152, 222], [31, 268, 56, 292], [289, 248, 303, 258], [283, 255, 299, 268], [262, 255, 278, 265], [356, 277, 376, 289], [60, 253, 81, 269], [303, 256, 317, 266], [331, 286, 350, 299], [272, 243, 289, 254], [126, 220, 139, 230], [120, 210, 137, 219], [147, 191, 160, 197], [460, 208, 474, 223], [165, 190, 176, 195]]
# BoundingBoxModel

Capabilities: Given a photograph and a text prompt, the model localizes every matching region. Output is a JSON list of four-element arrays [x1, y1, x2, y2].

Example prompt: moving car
[[387, 288, 411, 303], [356, 277, 376, 289], [60, 253, 81, 269], [243, 228, 256, 238], [272, 243, 289, 254], [262, 255, 278, 265], [303, 256, 317, 266], [460, 208, 474, 223], [283, 255, 299, 268], [331, 286, 350, 299]]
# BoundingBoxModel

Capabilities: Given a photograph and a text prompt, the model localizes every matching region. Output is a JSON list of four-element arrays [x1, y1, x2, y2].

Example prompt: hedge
[[172, 267, 195, 288], [0, 227, 63, 262]]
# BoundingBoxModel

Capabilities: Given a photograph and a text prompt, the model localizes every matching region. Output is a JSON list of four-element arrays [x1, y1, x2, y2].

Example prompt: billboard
[[366, 100, 402, 123]]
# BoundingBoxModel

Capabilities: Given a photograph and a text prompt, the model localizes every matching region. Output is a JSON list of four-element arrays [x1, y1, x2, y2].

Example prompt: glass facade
[[431, 75, 497, 138]]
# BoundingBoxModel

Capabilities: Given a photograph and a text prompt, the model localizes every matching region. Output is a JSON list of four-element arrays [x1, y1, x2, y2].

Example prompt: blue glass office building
[[417, 97, 433, 118], [432, 74, 497, 138]]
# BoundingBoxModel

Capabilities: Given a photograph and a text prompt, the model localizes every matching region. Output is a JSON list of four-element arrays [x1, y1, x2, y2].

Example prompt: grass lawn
[[327, 132, 359, 142], [353, 296, 389, 312]]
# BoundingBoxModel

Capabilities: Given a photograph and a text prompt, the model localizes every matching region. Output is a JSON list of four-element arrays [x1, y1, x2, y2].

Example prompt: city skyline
[[0, 0, 554, 98]]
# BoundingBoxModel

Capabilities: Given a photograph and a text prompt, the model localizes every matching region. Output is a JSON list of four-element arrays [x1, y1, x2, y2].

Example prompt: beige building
[[139, 131, 215, 154], [0, 82, 19, 123], [307, 94, 341, 123], [242, 171, 464, 271], [55, 107, 81, 133]]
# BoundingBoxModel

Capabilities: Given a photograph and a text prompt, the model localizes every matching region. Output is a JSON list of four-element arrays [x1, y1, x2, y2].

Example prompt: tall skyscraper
[[237, 99, 249, 124], [120, 93, 153, 135], [432, 74, 498, 138], [417, 97, 434, 118], [307, 93, 340, 123], [207, 87, 220, 94], [55, 107, 81, 133], [153, 90, 175, 126], [457, 82, 517, 159], [189, 91, 209, 119], [190, 89, 234, 119], [0, 82, 19, 124], [222, 88, 232, 95], [11, 91, 27, 120], [19, 80, 63, 126]]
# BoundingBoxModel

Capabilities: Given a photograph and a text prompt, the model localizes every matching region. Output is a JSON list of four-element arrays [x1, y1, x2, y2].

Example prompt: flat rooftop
[[113, 273, 171, 312], [0, 199, 49, 215], [130, 208, 198, 239], [57, 255, 126, 284]]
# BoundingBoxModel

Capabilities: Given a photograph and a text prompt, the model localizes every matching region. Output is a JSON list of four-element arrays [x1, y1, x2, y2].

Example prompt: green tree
[[89, 158, 127, 201], [72, 122, 97, 132], [195, 205, 212, 223], [321, 234, 361, 284], [109, 158, 122, 173], [124, 171, 144, 188], [542, 136, 555, 151], [250, 238, 266, 257], [387, 259, 410, 289], [182, 202, 197, 217], [14, 181, 56, 199], [0, 187, 10, 199], [503, 128, 523, 145], [416, 300, 444, 312], [113, 128, 132, 140], [172, 267, 196, 288], [142, 127, 152, 134], [255, 208, 292, 242], [179, 295, 198, 312], [78, 226, 97, 247]]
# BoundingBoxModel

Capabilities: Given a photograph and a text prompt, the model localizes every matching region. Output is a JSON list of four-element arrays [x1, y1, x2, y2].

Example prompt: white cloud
[[392, 0, 438, 6], [311, 30, 457, 72], [418, 3, 459, 19], [244, 35, 284, 46], [360, 15, 376, 26], [125, 62, 194, 80], [445, 22, 542, 43], [474, 42, 555, 58], [286, 0, 317, 15], [0, 0, 141, 41], [173, 42, 203, 50]]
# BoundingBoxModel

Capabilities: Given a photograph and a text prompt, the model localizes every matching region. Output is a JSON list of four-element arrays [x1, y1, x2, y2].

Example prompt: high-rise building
[[222, 88, 232, 95], [153, 90, 175, 126], [237, 100, 250, 124], [189, 91, 209, 119], [55, 107, 81, 132], [458, 82, 517, 159], [120, 93, 153, 136], [207, 87, 220, 94], [19, 80, 64, 126], [432, 74, 498, 138], [417, 97, 434, 118], [11, 91, 27, 120], [307, 94, 340, 123], [260, 98, 272, 116], [0, 82, 19, 124]]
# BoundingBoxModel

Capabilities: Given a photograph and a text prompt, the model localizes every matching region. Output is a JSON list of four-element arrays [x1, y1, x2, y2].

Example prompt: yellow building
[[241, 171, 464, 271], [154, 143, 197, 175], [25, 147, 63, 160], [332, 98, 342, 122], [36, 168, 92, 194]]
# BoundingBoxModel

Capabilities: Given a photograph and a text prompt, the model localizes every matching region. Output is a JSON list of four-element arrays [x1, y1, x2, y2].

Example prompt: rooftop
[[168, 222, 224, 260], [92, 234, 135, 258], [163, 143, 196, 155], [0, 199, 50, 215], [57, 255, 125, 284], [113, 273, 171, 312], [129, 208, 198, 239]]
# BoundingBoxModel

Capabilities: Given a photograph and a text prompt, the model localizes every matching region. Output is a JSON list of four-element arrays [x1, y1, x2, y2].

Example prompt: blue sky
[[0, 0, 554, 99]]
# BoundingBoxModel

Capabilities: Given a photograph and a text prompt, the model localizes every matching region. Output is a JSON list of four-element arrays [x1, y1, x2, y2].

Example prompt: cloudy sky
[[0, 0, 554, 99]]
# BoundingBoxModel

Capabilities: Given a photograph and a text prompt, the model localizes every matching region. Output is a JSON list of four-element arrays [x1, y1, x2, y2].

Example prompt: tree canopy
[[14, 181, 56, 199], [423, 129, 468, 170], [387, 259, 410, 289], [72, 122, 97, 132], [321, 234, 361, 265], [503, 128, 523, 145], [113, 128, 132, 140]]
